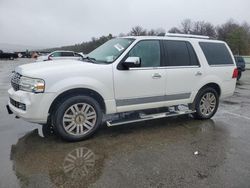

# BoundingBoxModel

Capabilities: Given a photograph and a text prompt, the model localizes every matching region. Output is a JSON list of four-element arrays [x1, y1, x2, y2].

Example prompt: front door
[[113, 40, 166, 112]]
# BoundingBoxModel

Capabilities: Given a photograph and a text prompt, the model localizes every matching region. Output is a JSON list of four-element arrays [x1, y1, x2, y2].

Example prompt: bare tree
[[217, 20, 250, 54], [192, 21, 216, 37], [168, 27, 182, 34], [147, 28, 166, 36], [129, 26, 147, 36], [181, 19, 192, 34], [216, 20, 238, 40]]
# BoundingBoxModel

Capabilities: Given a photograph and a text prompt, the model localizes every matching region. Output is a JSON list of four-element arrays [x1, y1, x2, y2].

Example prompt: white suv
[[7, 34, 238, 141]]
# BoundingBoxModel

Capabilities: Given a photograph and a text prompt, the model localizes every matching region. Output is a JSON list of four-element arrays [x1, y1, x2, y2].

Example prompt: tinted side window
[[61, 52, 74, 57], [129, 40, 160, 67], [199, 42, 234, 65], [51, 52, 61, 57], [163, 41, 197, 66], [186, 42, 199, 66]]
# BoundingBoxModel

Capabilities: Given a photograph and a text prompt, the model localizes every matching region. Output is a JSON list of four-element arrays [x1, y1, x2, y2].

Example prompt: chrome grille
[[11, 72, 21, 91]]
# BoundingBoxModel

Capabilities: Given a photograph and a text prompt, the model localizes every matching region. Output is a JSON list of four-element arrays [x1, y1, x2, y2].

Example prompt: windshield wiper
[[82, 56, 97, 63]]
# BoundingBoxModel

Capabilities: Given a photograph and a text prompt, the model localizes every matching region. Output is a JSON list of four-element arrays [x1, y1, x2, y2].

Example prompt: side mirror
[[122, 57, 141, 68]]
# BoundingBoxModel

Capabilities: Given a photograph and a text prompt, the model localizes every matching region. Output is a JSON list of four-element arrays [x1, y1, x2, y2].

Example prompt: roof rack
[[165, 33, 210, 39]]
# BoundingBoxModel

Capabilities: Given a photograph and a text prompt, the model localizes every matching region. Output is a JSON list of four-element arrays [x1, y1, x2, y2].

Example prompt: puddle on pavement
[[10, 129, 105, 188], [9, 116, 229, 187]]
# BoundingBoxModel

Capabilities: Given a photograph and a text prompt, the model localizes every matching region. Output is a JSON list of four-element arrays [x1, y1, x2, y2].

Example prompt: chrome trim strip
[[129, 67, 160, 70], [159, 66, 200, 69], [209, 64, 234, 67], [116, 93, 191, 106], [129, 66, 200, 70]]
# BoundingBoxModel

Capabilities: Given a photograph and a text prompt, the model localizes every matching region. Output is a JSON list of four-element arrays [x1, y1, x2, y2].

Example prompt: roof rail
[[165, 33, 210, 39]]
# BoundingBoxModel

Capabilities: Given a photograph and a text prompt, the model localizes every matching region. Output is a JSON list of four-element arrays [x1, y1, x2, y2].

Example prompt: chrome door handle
[[195, 71, 202, 76], [152, 73, 162, 79]]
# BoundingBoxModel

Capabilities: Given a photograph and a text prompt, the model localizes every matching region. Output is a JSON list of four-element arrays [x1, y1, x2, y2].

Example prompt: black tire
[[53, 95, 103, 142], [193, 87, 219, 120], [237, 71, 242, 80]]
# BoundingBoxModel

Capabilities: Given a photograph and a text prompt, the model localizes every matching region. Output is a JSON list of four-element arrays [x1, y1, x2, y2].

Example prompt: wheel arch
[[48, 88, 106, 119], [199, 82, 221, 97], [190, 82, 221, 110]]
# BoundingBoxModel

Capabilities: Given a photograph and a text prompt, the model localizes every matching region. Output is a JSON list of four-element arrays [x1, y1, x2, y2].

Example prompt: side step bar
[[106, 109, 195, 127]]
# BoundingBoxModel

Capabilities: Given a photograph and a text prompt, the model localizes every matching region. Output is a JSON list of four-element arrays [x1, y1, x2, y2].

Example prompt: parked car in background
[[16, 51, 32, 58], [0, 50, 18, 60], [234, 55, 246, 80], [36, 51, 84, 62]]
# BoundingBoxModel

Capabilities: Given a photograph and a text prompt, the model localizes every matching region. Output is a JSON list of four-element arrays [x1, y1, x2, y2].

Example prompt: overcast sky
[[0, 0, 249, 48]]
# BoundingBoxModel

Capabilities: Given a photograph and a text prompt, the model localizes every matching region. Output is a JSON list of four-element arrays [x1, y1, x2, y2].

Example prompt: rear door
[[162, 40, 203, 104]]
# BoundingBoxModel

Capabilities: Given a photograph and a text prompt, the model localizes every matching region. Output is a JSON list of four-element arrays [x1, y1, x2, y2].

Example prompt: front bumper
[[7, 88, 55, 124]]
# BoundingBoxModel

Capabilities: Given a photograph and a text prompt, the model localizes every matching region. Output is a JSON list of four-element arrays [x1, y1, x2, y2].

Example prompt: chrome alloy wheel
[[199, 92, 217, 116], [62, 103, 97, 136]]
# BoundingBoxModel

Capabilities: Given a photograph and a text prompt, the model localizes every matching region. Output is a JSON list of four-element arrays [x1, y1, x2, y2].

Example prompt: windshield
[[87, 38, 135, 64]]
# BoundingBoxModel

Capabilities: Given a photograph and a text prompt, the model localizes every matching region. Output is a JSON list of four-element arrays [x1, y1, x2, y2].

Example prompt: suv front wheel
[[54, 95, 103, 141], [193, 87, 219, 120]]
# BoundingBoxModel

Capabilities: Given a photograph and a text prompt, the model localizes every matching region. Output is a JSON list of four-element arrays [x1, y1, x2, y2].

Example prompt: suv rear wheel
[[54, 95, 103, 141], [193, 87, 219, 120]]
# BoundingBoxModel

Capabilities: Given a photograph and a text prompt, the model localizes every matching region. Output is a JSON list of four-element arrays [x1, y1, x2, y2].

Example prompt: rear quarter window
[[199, 42, 234, 65]]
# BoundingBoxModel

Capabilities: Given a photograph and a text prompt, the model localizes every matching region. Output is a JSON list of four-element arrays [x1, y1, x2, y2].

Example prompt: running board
[[106, 110, 195, 127]]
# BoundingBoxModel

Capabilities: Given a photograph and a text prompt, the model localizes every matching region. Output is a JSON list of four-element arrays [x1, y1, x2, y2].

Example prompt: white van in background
[[36, 51, 84, 62]]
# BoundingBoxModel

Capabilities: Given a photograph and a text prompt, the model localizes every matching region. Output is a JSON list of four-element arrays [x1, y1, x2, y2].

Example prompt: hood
[[15, 60, 105, 78]]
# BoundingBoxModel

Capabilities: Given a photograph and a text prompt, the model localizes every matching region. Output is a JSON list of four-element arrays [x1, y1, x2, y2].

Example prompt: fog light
[[18, 103, 26, 111], [10, 98, 26, 111]]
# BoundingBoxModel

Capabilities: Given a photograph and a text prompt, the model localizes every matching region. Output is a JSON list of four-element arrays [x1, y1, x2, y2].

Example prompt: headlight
[[19, 76, 45, 93]]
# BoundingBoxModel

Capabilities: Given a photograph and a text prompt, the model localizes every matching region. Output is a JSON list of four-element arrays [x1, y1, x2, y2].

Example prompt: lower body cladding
[[115, 93, 194, 114]]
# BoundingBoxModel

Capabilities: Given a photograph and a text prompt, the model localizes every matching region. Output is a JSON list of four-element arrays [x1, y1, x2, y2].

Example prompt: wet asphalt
[[0, 59, 250, 188]]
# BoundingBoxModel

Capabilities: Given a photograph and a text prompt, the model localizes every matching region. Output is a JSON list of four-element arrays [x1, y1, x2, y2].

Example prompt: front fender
[[46, 76, 114, 101]]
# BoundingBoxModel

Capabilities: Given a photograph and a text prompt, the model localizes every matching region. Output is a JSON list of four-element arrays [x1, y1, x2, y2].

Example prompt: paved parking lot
[[0, 59, 250, 188]]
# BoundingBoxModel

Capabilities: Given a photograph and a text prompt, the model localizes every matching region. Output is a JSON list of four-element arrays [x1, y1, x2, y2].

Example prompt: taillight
[[232, 68, 238, 79]]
